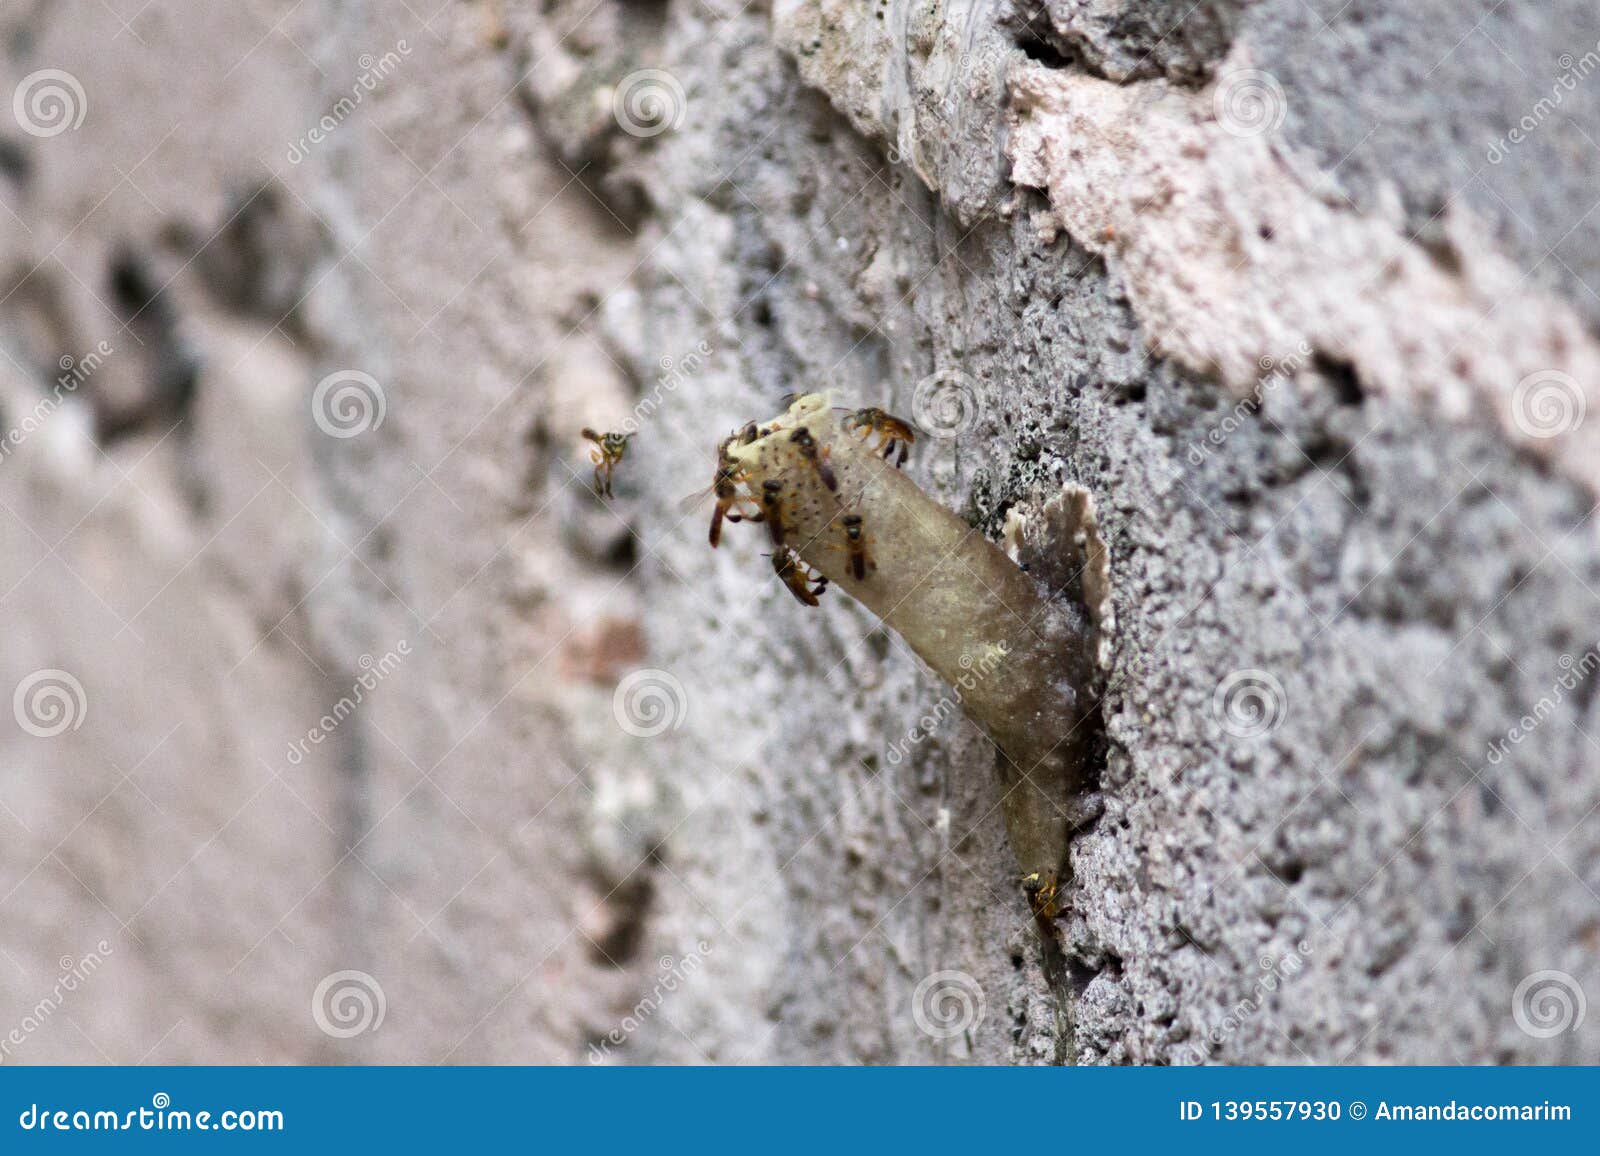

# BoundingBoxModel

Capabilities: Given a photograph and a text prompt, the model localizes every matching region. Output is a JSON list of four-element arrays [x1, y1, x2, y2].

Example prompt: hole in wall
[[1314, 354, 1364, 407]]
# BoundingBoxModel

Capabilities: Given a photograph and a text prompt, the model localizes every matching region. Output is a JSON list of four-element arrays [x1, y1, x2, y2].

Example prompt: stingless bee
[[841, 406, 916, 467], [770, 545, 828, 606], [829, 513, 874, 579], [580, 428, 634, 498], [680, 432, 763, 548], [759, 479, 787, 547], [789, 426, 836, 491], [1021, 871, 1061, 919]]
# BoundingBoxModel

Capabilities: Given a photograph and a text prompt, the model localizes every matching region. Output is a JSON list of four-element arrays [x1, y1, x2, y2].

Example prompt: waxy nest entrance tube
[[722, 394, 1098, 907]]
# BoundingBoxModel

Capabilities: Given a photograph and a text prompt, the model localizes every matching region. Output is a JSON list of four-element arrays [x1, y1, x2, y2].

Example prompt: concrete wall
[[1, 0, 1597, 1064]]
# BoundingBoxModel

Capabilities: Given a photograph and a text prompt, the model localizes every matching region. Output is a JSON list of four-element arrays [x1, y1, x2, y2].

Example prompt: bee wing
[[677, 484, 715, 512]]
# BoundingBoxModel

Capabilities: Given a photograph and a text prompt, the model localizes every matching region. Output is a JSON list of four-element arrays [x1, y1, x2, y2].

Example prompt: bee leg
[[896, 441, 909, 467]]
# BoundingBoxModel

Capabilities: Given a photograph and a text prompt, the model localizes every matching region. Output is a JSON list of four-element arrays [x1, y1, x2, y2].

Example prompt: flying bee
[[837, 513, 874, 579], [680, 433, 762, 547], [842, 406, 916, 467], [580, 428, 634, 498], [770, 545, 827, 607], [789, 426, 836, 491]]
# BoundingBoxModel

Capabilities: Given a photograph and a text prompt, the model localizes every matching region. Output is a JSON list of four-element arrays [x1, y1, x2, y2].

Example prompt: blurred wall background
[[1, 0, 1598, 1064]]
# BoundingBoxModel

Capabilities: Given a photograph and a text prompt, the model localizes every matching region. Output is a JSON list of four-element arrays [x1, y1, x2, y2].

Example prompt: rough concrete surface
[[1, 0, 1598, 1065]]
